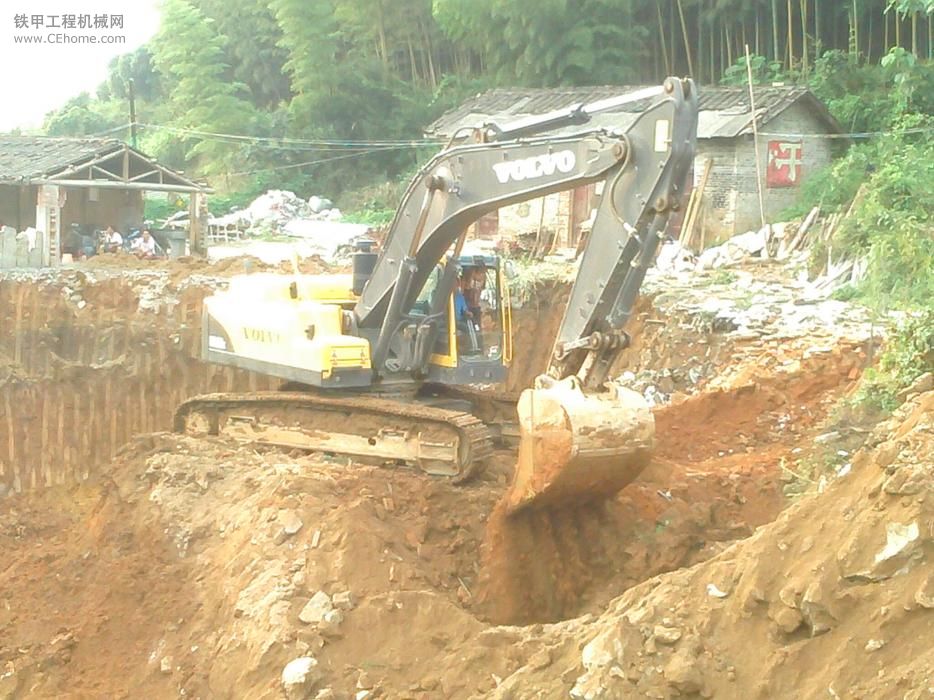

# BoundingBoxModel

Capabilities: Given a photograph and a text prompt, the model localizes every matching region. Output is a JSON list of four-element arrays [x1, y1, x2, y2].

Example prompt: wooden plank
[[3, 390, 15, 491], [681, 158, 713, 251], [783, 205, 820, 257], [57, 386, 65, 485], [13, 284, 25, 366]]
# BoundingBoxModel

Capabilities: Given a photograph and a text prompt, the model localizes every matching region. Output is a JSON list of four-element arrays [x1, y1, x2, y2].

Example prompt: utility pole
[[128, 78, 138, 148]]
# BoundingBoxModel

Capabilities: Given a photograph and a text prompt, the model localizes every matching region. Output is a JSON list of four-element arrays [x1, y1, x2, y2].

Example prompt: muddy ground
[[0, 257, 925, 699]]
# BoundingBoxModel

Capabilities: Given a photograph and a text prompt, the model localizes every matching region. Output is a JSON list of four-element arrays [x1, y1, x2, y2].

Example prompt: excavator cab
[[410, 254, 512, 385]]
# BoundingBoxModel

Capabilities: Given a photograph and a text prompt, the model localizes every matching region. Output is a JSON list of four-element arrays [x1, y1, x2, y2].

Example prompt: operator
[[464, 266, 485, 322], [454, 274, 470, 322]]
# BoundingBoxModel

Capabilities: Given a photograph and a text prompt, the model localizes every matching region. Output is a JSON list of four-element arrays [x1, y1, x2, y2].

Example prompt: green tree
[[720, 53, 786, 84], [152, 0, 257, 174], [433, 0, 647, 86], [104, 47, 162, 102], [43, 93, 125, 137], [195, 0, 291, 107]]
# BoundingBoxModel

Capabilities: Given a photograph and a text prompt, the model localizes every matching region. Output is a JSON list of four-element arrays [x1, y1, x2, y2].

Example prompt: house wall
[[477, 186, 593, 248], [1, 185, 143, 234], [60, 187, 143, 234], [696, 102, 836, 242], [0, 185, 35, 230], [497, 192, 567, 240]]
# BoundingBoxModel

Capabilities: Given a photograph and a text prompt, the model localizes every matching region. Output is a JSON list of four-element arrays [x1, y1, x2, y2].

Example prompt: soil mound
[[492, 390, 934, 699]]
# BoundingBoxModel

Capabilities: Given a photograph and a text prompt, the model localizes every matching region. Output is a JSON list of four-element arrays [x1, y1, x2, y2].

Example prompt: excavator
[[174, 77, 698, 513]]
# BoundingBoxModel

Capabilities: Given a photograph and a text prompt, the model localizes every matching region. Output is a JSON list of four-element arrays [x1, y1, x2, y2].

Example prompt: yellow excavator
[[175, 78, 698, 512]]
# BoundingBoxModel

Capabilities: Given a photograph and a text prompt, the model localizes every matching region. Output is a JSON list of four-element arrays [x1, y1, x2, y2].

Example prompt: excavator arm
[[354, 78, 698, 388]]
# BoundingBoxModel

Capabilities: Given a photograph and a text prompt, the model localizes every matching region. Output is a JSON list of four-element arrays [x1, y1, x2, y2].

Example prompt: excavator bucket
[[505, 376, 655, 513]]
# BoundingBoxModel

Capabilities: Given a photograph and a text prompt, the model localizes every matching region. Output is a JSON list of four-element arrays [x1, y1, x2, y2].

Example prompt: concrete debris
[[706, 583, 729, 598], [653, 625, 682, 645], [299, 591, 335, 625], [281, 657, 320, 699], [280, 510, 304, 535], [331, 590, 355, 611]]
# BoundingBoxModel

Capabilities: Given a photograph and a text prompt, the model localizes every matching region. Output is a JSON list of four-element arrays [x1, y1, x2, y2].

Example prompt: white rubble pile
[[645, 261, 887, 345], [206, 190, 371, 264], [237, 190, 343, 233], [658, 220, 868, 300]]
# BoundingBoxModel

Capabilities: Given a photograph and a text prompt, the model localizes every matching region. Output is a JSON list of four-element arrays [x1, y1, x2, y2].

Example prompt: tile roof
[[0, 135, 208, 191], [0, 136, 124, 183], [427, 85, 841, 139]]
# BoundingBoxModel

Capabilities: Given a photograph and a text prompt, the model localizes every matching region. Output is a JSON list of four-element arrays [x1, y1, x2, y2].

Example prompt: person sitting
[[102, 225, 123, 253], [454, 276, 469, 323], [135, 229, 158, 259]]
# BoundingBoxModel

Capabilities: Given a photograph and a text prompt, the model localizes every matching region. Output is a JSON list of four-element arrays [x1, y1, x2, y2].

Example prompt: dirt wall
[[0, 276, 277, 492]]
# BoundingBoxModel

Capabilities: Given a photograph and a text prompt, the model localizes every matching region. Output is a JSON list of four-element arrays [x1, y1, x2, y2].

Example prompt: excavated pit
[[0, 264, 880, 697]]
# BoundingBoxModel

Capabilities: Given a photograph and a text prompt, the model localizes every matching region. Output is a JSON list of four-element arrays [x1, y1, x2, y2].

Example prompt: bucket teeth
[[505, 377, 655, 513]]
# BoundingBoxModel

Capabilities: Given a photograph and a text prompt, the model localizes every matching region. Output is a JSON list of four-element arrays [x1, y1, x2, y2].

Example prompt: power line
[[137, 122, 444, 148], [225, 145, 412, 177], [755, 125, 934, 139]]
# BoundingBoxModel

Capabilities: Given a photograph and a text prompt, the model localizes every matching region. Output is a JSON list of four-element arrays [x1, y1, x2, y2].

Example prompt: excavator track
[[419, 383, 521, 446], [173, 391, 493, 482]]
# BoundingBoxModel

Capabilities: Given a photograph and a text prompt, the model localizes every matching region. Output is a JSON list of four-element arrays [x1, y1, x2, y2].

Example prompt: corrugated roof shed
[[427, 85, 841, 139]]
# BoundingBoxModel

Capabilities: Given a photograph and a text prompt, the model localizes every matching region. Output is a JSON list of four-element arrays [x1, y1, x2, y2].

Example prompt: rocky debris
[[198, 190, 372, 264], [275, 509, 304, 544], [652, 624, 682, 645], [281, 656, 320, 699], [332, 590, 355, 611], [240, 190, 342, 231], [299, 591, 334, 624], [492, 390, 934, 700], [0, 256, 923, 699], [898, 371, 933, 402]]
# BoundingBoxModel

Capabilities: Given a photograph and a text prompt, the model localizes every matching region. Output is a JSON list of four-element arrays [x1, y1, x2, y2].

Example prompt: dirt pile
[[0, 258, 912, 699], [81, 251, 336, 280], [1, 369, 924, 699], [477, 337, 867, 626], [491, 389, 934, 699], [0, 434, 509, 698]]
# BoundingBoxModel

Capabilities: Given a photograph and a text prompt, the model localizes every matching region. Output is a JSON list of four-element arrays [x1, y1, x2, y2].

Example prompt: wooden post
[[188, 193, 201, 256], [745, 44, 768, 232]]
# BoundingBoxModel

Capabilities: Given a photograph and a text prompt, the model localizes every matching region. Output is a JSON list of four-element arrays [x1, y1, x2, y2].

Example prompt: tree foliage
[[151, 0, 257, 173]]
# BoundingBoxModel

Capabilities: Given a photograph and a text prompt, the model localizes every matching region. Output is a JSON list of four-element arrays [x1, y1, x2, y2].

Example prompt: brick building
[[426, 85, 843, 245], [0, 136, 208, 267]]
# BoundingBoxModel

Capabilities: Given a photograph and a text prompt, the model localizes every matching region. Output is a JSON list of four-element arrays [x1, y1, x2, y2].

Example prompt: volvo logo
[[243, 327, 281, 344], [492, 150, 576, 184]]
